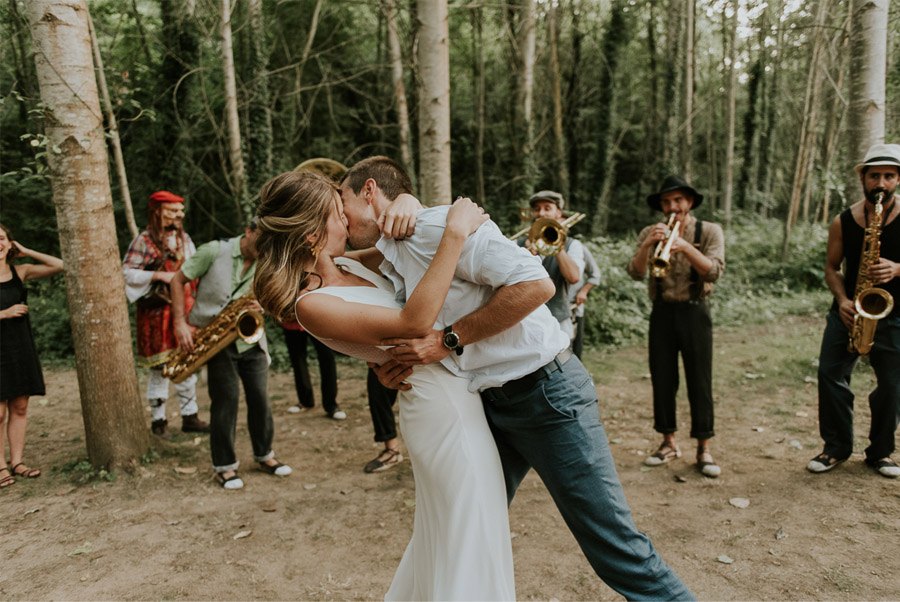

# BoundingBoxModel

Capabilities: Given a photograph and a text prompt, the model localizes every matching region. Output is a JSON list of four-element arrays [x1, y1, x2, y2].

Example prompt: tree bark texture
[[416, 0, 451, 204], [244, 0, 273, 198], [220, 0, 247, 218], [847, 0, 888, 166], [88, 7, 138, 240], [722, 1, 738, 229], [683, 0, 695, 181], [548, 2, 569, 199], [471, 2, 486, 206], [27, 0, 147, 469]]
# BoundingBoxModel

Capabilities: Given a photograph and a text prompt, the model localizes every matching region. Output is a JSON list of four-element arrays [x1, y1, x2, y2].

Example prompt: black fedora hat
[[646, 175, 704, 211]]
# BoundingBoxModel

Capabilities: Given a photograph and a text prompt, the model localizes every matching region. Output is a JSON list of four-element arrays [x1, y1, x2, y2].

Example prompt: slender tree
[[220, 0, 248, 218], [416, 0, 451, 204], [548, 1, 569, 198], [27, 0, 147, 469], [88, 7, 138, 239], [846, 0, 888, 170], [385, 0, 414, 180], [683, 0, 695, 181], [471, 1, 486, 205], [722, 0, 738, 229], [244, 0, 273, 198]]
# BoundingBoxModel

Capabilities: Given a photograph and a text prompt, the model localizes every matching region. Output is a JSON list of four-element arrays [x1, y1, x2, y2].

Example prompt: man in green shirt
[[171, 221, 292, 490]]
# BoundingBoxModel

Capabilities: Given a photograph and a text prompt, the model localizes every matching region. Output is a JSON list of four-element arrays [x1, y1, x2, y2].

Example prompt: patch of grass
[[823, 567, 859, 593], [56, 458, 116, 484]]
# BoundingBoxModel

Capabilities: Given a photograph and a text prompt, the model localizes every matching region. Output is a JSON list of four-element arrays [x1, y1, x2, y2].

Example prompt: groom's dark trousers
[[481, 352, 694, 601]]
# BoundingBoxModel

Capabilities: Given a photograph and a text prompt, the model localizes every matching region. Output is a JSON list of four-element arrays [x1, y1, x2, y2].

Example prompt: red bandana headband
[[149, 190, 185, 205]]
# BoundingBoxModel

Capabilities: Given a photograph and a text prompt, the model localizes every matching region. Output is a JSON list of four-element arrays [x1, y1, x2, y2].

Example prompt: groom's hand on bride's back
[[382, 329, 447, 365], [369, 360, 413, 391]]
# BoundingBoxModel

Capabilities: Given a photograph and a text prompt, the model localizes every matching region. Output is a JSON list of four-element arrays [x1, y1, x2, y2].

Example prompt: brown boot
[[181, 413, 210, 433], [151, 418, 169, 437]]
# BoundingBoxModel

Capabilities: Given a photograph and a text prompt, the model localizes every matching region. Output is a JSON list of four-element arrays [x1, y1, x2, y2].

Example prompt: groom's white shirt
[[377, 205, 570, 392]]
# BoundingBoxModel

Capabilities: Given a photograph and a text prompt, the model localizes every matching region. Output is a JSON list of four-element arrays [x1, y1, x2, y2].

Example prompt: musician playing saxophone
[[171, 218, 292, 490], [517, 190, 585, 341], [808, 143, 900, 479], [627, 175, 725, 478]]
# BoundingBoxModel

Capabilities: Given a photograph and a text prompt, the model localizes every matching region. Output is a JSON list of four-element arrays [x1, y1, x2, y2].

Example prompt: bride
[[253, 170, 515, 601]]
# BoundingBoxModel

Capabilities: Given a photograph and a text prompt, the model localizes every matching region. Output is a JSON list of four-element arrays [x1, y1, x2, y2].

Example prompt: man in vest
[[170, 220, 292, 490], [518, 190, 585, 342], [122, 190, 209, 437], [807, 143, 900, 479], [627, 175, 725, 478]]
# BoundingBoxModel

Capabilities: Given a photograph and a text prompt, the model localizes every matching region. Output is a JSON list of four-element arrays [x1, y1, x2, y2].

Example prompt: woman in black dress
[[0, 224, 63, 487]]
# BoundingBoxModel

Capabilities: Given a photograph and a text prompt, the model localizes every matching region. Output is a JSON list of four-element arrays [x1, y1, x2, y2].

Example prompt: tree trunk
[[564, 1, 583, 206], [683, 0, 695, 181], [385, 0, 414, 181], [548, 1, 568, 199], [782, 0, 831, 259], [471, 2, 486, 206], [759, 0, 784, 217], [416, 0, 451, 204], [846, 0, 888, 194], [244, 0, 273, 199], [87, 7, 138, 240], [27, 0, 147, 469], [722, 1, 738, 229], [220, 0, 247, 218], [662, 0, 684, 171], [517, 0, 537, 202], [818, 11, 851, 224]]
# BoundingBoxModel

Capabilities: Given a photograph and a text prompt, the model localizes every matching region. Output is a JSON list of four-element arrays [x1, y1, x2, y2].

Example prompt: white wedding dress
[[298, 257, 515, 601]]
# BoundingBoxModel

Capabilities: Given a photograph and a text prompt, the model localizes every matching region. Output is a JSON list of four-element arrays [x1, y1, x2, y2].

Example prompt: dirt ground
[[1, 314, 898, 601]]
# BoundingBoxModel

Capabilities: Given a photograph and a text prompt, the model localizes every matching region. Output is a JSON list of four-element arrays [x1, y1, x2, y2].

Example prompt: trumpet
[[510, 212, 587, 256], [650, 214, 681, 278]]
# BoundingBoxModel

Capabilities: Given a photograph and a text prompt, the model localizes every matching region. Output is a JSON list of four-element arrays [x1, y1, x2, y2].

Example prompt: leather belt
[[498, 348, 573, 397]]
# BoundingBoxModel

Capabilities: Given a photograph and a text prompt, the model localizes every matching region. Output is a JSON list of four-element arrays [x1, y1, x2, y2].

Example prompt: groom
[[339, 156, 694, 601]]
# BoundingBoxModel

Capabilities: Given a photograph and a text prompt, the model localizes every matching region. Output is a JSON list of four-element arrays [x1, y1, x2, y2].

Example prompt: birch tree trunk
[[385, 0, 414, 180], [549, 1, 569, 198], [27, 0, 147, 469], [220, 0, 247, 218], [722, 1, 738, 229], [846, 0, 888, 178], [416, 0, 451, 204], [88, 8, 137, 239], [517, 0, 537, 201]]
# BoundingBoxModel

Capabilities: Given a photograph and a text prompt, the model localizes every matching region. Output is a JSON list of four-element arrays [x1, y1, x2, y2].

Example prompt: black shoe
[[865, 456, 900, 478], [181, 414, 210, 433], [151, 419, 168, 437]]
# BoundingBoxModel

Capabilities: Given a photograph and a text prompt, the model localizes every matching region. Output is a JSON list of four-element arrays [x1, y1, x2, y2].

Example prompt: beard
[[347, 223, 381, 250], [865, 187, 894, 204]]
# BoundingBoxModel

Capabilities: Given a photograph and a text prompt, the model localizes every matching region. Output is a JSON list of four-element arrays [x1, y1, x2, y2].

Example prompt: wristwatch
[[442, 325, 464, 356]]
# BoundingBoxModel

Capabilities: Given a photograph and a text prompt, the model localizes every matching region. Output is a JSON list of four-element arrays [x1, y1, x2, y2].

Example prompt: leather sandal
[[806, 452, 847, 474], [215, 472, 244, 490], [11, 463, 41, 478], [258, 460, 293, 477], [644, 443, 682, 466], [0, 467, 14, 488], [364, 448, 404, 473]]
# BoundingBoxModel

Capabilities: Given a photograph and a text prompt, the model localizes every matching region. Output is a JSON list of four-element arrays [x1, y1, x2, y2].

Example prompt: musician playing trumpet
[[517, 190, 585, 341], [170, 218, 292, 490], [808, 143, 900, 479], [627, 175, 725, 478]]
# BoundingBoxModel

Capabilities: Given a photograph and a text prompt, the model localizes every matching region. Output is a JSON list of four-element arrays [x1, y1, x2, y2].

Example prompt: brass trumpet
[[509, 212, 587, 257], [650, 214, 681, 278]]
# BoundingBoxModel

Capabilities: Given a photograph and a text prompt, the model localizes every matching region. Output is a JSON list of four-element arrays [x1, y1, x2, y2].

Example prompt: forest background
[[2, 0, 899, 367]]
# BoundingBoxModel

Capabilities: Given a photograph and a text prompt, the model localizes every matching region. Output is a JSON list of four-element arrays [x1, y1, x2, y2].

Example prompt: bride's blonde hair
[[253, 171, 338, 324]]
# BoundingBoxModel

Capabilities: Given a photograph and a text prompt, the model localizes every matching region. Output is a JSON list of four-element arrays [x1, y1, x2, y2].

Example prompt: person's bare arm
[[13, 241, 63, 281], [170, 270, 195, 351], [555, 247, 582, 284], [383, 278, 555, 364], [823, 215, 853, 329]]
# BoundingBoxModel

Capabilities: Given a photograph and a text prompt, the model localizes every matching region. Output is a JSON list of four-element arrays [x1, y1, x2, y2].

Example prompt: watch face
[[443, 331, 460, 349]]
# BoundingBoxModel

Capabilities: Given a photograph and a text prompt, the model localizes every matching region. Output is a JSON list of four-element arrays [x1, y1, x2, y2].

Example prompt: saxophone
[[163, 294, 265, 383], [848, 191, 895, 355]]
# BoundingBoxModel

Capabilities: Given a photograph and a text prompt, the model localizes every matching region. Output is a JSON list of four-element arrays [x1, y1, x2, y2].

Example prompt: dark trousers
[[649, 300, 715, 440], [207, 344, 274, 471], [367, 367, 398, 442], [283, 327, 338, 414], [817, 311, 900, 461], [481, 355, 693, 600], [572, 314, 586, 359]]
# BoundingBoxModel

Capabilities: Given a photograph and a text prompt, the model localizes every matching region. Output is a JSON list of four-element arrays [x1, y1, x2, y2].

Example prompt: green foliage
[[57, 458, 117, 484]]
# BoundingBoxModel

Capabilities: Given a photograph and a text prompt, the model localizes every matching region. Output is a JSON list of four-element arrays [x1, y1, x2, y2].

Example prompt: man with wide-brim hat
[[627, 174, 725, 478], [808, 142, 900, 479]]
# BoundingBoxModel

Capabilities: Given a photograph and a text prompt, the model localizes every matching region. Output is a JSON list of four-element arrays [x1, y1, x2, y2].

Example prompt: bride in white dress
[[253, 171, 515, 602]]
